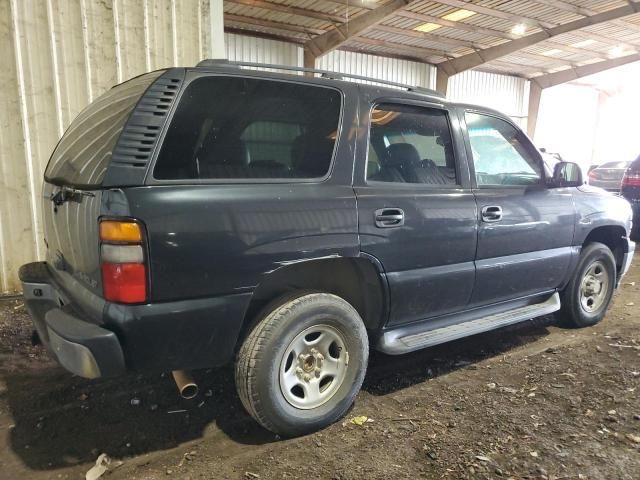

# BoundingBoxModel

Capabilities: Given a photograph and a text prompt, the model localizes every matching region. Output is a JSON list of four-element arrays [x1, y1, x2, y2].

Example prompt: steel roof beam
[[531, 0, 640, 39], [430, 0, 551, 29], [304, 0, 413, 58], [429, 0, 640, 50], [378, 18, 603, 57], [436, 2, 640, 77], [225, 0, 348, 24], [354, 35, 444, 62], [392, 9, 602, 57], [530, 53, 640, 88], [225, 14, 325, 36]]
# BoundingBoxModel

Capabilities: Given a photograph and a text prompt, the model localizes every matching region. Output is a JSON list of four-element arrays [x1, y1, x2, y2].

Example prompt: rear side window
[[154, 76, 342, 180], [366, 104, 458, 186], [45, 71, 164, 187]]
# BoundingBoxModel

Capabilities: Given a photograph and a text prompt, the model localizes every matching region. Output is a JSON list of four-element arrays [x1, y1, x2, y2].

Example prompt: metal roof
[[223, 0, 640, 79]]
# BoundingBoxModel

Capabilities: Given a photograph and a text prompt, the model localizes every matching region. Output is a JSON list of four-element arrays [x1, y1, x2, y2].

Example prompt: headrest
[[218, 138, 248, 166], [198, 130, 248, 166], [385, 143, 420, 168]]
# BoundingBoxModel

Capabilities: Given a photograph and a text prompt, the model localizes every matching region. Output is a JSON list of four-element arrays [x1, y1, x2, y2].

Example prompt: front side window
[[366, 104, 458, 186], [154, 76, 341, 180], [466, 112, 542, 187]]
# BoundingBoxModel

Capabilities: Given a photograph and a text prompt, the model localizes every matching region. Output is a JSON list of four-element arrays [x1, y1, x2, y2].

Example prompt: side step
[[378, 293, 561, 355]]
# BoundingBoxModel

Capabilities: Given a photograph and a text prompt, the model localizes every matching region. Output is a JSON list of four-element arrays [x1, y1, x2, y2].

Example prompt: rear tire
[[235, 292, 368, 437], [560, 242, 616, 328]]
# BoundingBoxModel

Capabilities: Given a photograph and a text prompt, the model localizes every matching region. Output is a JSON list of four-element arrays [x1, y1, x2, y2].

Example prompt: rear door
[[354, 96, 477, 327], [140, 73, 358, 302], [462, 110, 576, 306]]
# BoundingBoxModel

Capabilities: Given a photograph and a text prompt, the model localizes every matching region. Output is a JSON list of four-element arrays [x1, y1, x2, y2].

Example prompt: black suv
[[20, 61, 635, 437]]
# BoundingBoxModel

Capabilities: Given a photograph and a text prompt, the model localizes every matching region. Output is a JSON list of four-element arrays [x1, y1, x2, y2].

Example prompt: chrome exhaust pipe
[[172, 370, 198, 399]]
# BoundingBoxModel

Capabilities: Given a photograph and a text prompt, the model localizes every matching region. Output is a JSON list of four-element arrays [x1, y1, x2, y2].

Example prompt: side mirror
[[551, 161, 584, 188]]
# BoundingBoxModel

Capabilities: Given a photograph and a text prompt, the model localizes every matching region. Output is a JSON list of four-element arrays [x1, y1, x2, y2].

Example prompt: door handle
[[481, 205, 502, 222], [375, 208, 405, 228]]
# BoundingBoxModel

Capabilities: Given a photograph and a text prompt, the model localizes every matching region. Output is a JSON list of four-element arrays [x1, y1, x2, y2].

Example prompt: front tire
[[560, 242, 616, 328], [235, 293, 368, 437]]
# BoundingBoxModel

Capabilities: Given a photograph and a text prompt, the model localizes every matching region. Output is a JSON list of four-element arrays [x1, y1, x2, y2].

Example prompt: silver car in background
[[588, 161, 633, 191]]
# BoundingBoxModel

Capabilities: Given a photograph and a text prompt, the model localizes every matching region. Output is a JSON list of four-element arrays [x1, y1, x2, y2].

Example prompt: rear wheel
[[235, 292, 368, 437], [560, 242, 616, 327]]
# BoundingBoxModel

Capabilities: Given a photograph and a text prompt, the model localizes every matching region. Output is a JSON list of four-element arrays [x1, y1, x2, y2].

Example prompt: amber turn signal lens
[[100, 220, 142, 243]]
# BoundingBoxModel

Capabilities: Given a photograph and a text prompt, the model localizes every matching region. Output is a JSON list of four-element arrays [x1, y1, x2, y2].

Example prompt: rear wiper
[[50, 186, 96, 206]]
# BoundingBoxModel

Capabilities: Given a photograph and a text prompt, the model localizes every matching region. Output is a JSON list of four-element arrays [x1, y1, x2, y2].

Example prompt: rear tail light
[[622, 171, 640, 186], [99, 219, 147, 304]]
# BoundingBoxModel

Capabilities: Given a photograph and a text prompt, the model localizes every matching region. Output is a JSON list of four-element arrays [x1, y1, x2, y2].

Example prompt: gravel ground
[[0, 261, 639, 480]]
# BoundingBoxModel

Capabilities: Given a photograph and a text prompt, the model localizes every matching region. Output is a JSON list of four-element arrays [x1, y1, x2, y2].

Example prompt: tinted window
[[45, 71, 164, 187], [367, 104, 458, 186], [154, 76, 341, 180], [466, 113, 542, 187]]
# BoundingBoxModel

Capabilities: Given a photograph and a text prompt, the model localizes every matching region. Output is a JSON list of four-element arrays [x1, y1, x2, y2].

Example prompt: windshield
[[45, 71, 164, 188]]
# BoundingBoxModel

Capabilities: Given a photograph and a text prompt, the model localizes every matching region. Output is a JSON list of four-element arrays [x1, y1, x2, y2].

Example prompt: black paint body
[[25, 65, 634, 374]]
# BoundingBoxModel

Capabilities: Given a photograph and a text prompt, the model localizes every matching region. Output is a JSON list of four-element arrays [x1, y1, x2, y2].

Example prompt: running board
[[378, 293, 561, 355]]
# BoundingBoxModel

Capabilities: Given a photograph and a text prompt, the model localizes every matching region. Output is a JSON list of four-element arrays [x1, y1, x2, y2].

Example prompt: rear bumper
[[20, 262, 252, 377], [19, 262, 125, 378]]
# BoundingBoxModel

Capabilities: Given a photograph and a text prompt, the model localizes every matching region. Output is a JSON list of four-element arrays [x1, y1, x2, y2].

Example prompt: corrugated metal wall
[[317, 50, 436, 90], [448, 70, 530, 129], [226, 32, 302, 67], [0, 0, 213, 293]]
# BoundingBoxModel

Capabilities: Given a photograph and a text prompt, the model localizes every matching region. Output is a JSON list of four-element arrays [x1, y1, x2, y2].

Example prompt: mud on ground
[[1, 263, 639, 480]]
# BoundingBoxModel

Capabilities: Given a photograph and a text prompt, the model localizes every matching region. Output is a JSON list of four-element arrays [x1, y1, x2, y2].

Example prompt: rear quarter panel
[[125, 184, 359, 301]]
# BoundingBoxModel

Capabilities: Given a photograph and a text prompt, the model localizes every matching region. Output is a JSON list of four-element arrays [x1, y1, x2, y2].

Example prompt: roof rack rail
[[195, 59, 445, 99]]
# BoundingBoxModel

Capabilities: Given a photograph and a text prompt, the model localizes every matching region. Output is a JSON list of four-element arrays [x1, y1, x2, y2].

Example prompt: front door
[[355, 98, 478, 327], [462, 110, 576, 306]]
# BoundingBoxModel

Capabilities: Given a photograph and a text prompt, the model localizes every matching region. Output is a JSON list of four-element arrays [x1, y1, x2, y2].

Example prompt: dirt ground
[[1, 263, 639, 480]]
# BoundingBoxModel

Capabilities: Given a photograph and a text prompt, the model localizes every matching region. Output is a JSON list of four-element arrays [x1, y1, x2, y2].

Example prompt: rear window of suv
[[154, 76, 342, 180], [45, 70, 164, 187]]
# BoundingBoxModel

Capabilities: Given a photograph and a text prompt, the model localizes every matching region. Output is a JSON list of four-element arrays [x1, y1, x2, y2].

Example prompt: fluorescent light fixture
[[609, 45, 626, 57], [511, 24, 526, 35], [414, 23, 442, 33], [571, 39, 595, 48], [442, 9, 476, 22], [542, 49, 562, 56]]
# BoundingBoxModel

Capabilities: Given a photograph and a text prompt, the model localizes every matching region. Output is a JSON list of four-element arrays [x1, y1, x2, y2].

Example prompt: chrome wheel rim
[[279, 324, 349, 410], [579, 260, 610, 313]]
